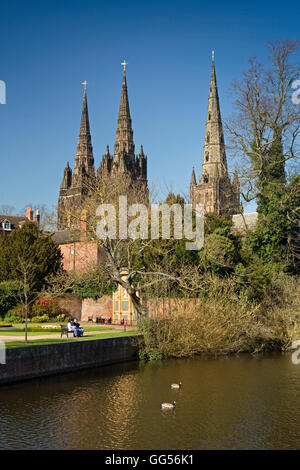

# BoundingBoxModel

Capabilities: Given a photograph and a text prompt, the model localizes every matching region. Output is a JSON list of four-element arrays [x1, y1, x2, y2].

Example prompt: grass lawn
[[0, 326, 114, 336], [5, 331, 139, 348]]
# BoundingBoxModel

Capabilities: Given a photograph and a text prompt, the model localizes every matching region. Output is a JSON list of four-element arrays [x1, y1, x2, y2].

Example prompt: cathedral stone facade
[[58, 68, 148, 230], [190, 54, 242, 215]]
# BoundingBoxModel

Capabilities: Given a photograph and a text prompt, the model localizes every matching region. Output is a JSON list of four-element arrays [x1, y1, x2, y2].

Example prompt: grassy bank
[[0, 326, 114, 335], [138, 274, 300, 359], [5, 330, 139, 348]]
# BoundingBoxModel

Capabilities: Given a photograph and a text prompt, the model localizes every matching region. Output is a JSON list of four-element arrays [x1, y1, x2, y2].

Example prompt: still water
[[0, 354, 300, 449]]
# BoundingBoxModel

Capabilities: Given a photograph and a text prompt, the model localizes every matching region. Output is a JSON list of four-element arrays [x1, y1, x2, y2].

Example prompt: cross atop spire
[[212, 50, 214, 63], [82, 80, 88, 91], [121, 60, 128, 72]]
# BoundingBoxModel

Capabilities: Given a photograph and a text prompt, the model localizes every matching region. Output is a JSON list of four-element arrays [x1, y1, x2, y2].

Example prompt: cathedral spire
[[190, 167, 196, 185], [72, 85, 95, 187], [189, 52, 241, 216], [200, 52, 228, 183], [113, 64, 135, 162], [79, 86, 90, 136]]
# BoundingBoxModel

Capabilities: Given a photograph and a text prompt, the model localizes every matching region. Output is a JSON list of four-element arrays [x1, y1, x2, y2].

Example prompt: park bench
[[60, 324, 74, 338]]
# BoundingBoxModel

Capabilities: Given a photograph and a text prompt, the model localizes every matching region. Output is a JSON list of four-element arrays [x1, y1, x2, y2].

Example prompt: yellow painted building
[[112, 270, 138, 325]]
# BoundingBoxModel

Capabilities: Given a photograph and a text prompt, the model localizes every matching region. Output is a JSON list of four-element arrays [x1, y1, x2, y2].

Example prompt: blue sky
[[0, 0, 299, 215]]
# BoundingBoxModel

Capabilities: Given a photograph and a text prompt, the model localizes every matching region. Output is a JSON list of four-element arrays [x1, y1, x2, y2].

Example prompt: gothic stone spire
[[72, 87, 95, 187], [189, 52, 241, 216], [113, 68, 135, 165], [190, 167, 196, 185], [60, 161, 72, 190], [201, 51, 228, 184]]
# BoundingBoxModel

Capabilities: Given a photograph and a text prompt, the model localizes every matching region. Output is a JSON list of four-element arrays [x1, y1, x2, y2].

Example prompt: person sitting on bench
[[72, 318, 84, 337], [67, 319, 75, 335]]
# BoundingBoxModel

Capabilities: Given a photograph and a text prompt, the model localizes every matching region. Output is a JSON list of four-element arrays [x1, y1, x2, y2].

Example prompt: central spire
[[200, 51, 228, 183], [113, 64, 135, 162], [79, 87, 90, 136], [73, 86, 95, 187]]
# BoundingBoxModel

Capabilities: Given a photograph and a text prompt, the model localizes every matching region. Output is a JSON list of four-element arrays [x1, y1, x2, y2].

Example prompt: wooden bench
[[60, 324, 74, 338]]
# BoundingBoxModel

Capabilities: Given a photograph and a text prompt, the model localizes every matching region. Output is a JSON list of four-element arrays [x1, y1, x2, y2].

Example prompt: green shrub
[[31, 314, 50, 323], [31, 299, 60, 318], [138, 348, 163, 360], [137, 274, 300, 358], [4, 309, 25, 324], [0, 323, 12, 328], [0, 280, 23, 317]]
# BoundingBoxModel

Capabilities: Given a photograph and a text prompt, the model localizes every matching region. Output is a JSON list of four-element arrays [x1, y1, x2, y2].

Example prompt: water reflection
[[0, 354, 300, 449]]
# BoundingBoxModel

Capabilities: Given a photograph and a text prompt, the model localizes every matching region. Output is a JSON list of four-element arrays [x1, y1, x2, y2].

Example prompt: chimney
[[26, 207, 33, 221], [35, 209, 40, 225]]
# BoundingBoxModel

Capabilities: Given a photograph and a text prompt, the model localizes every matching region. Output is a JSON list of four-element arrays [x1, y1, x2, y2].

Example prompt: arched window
[[208, 113, 211, 121], [205, 152, 209, 162], [206, 133, 210, 143], [204, 175, 209, 184], [221, 134, 224, 143]]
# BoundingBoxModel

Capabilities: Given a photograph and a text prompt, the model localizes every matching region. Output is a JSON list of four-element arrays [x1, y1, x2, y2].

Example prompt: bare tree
[[58, 176, 185, 317], [0, 205, 15, 215], [226, 39, 300, 203], [15, 258, 39, 342]]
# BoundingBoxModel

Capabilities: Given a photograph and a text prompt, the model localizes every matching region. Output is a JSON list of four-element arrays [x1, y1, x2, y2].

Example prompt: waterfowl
[[161, 401, 176, 410], [171, 382, 182, 389]]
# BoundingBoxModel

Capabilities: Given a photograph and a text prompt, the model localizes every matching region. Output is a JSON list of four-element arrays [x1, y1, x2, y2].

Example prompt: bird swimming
[[171, 382, 182, 389], [161, 401, 176, 410]]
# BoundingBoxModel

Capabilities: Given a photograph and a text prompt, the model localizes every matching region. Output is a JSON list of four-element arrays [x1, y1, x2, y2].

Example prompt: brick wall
[[59, 241, 99, 273], [81, 296, 113, 321], [56, 294, 82, 319], [147, 298, 203, 318]]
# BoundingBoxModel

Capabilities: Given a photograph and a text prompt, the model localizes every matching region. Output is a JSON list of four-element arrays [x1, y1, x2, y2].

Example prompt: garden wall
[[81, 296, 113, 321], [57, 293, 82, 319], [147, 298, 203, 318]]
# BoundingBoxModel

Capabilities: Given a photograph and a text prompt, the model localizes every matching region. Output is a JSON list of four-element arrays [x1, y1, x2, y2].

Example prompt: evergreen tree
[[0, 222, 62, 295]]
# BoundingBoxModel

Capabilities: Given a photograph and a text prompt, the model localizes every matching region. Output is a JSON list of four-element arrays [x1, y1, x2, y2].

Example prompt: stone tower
[[97, 67, 148, 199], [58, 87, 95, 229], [190, 52, 242, 215]]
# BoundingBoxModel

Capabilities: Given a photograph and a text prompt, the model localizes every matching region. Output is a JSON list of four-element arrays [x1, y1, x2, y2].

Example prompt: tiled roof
[[52, 230, 81, 245], [0, 215, 29, 230]]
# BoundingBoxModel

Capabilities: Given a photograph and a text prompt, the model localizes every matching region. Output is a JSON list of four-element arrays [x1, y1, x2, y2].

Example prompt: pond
[[0, 353, 300, 449]]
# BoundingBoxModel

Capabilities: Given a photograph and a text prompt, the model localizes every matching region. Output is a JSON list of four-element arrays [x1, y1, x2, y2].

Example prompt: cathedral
[[58, 65, 148, 230], [55, 56, 244, 272], [190, 53, 242, 215]]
